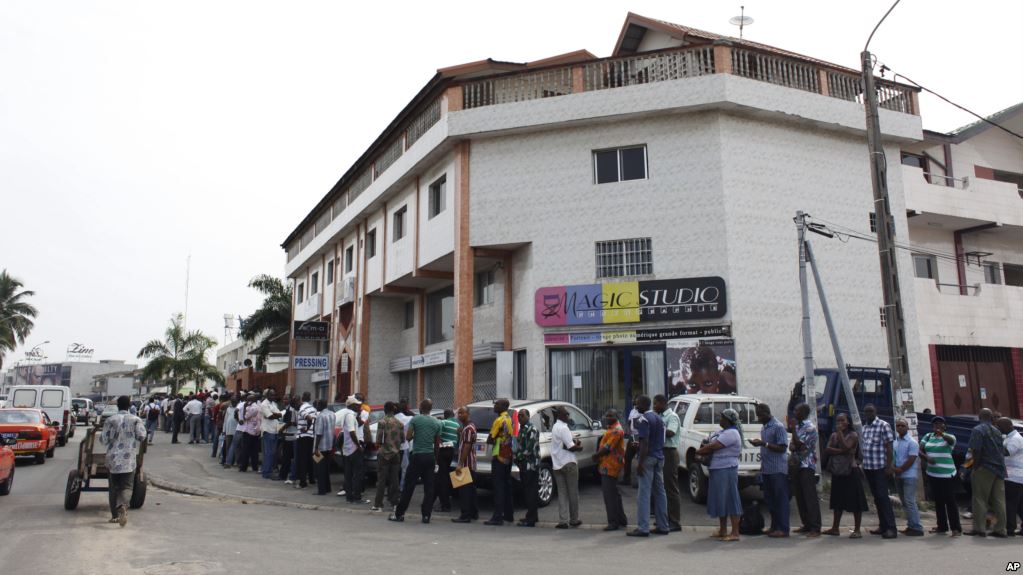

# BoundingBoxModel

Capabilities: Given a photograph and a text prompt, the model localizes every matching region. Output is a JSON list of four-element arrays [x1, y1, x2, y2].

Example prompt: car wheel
[[688, 465, 708, 504], [64, 470, 81, 510], [34, 452, 46, 465], [0, 466, 13, 496], [46, 445, 55, 458], [58, 433, 67, 447], [129, 470, 147, 509], [537, 464, 554, 508]]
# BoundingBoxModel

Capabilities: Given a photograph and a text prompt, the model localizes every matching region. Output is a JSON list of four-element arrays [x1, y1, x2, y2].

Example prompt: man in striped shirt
[[295, 392, 317, 488], [434, 409, 460, 513], [451, 406, 478, 523], [920, 416, 961, 534]]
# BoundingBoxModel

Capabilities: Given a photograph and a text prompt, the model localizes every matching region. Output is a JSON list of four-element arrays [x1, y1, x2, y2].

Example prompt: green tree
[[239, 274, 292, 370], [137, 313, 223, 394], [0, 270, 38, 371]]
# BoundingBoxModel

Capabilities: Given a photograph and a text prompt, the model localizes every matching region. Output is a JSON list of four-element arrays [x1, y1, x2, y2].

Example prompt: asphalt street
[[0, 429, 1015, 575]]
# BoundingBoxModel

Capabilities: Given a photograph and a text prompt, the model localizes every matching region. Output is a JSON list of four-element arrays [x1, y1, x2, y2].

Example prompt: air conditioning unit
[[337, 276, 356, 305]]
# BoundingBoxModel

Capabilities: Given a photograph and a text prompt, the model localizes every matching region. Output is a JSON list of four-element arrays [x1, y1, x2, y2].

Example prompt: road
[[0, 429, 1013, 575]]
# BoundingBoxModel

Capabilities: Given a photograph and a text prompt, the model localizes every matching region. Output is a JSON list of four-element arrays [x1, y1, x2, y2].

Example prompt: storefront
[[536, 276, 735, 420]]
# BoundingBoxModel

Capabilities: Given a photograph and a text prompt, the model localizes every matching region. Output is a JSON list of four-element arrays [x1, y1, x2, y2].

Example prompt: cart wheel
[[64, 470, 81, 510], [129, 470, 147, 509]]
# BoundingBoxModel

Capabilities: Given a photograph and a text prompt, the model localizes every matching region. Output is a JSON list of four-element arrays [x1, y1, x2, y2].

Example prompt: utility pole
[[862, 0, 915, 421], [796, 211, 822, 479]]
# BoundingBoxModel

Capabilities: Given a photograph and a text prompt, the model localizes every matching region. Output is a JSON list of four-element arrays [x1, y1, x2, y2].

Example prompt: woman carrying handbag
[[823, 413, 869, 538]]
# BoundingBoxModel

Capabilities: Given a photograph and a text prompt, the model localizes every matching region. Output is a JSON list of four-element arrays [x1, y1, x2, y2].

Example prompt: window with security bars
[[595, 238, 653, 278]]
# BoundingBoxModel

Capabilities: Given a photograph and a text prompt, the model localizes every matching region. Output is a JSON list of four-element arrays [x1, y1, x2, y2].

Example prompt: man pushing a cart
[[100, 395, 147, 527]]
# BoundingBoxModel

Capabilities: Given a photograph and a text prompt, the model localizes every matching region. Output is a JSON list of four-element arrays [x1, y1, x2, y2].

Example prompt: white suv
[[666, 394, 763, 503]]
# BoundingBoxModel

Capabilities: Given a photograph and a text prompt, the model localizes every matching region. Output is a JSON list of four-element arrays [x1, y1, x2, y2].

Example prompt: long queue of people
[[142, 390, 1022, 541]]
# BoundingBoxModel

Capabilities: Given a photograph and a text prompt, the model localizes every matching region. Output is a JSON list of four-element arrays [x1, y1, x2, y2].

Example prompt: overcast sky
[[1, 0, 1020, 368]]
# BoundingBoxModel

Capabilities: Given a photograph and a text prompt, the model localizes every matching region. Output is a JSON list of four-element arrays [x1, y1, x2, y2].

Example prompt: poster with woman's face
[[666, 338, 736, 397]]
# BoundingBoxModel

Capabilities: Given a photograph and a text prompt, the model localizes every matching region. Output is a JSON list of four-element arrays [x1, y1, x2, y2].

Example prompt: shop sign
[[293, 356, 328, 370], [535, 277, 726, 327], [311, 369, 330, 382], [410, 350, 448, 369], [543, 325, 731, 346], [294, 320, 330, 341]]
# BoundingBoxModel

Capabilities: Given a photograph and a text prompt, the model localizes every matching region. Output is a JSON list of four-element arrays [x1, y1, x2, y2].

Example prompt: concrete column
[[453, 140, 474, 407]]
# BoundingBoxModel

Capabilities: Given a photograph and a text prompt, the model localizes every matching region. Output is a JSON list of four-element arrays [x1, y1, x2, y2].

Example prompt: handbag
[[826, 433, 853, 476], [450, 467, 473, 488]]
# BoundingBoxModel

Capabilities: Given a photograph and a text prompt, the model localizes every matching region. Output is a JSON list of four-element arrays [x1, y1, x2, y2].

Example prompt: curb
[[148, 474, 709, 532]]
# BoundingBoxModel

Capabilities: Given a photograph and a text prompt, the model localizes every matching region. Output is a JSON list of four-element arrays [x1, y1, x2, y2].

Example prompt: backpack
[[738, 503, 765, 535]]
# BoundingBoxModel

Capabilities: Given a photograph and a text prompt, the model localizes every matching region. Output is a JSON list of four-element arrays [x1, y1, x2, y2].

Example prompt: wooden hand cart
[[64, 425, 147, 510]]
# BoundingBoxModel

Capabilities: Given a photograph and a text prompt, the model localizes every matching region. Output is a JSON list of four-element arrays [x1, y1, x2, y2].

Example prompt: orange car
[[0, 408, 58, 465], [0, 433, 14, 495]]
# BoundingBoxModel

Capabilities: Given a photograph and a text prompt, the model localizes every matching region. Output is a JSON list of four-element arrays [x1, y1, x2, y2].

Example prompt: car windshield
[[368, 410, 385, 424], [468, 407, 499, 434], [103, 406, 118, 414], [0, 410, 42, 424]]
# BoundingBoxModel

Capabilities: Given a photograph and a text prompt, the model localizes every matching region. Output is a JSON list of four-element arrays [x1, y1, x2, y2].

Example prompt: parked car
[[668, 394, 764, 503], [99, 404, 119, 425], [0, 434, 15, 495], [71, 398, 94, 425], [0, 408, 59, 464], [467, 399, 603, 508], [332, 405, 444, 472], [6, 385, 73, 446]]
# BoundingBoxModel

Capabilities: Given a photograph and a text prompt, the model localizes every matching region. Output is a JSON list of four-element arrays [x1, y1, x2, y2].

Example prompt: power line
[[889, 72, 1023, 141]]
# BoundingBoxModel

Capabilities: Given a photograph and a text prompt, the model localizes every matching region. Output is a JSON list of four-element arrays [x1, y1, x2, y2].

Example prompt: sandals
[[849, 531, 863, 539], [822, 528, 841, 536], [719, 534, 739, 542], [709, 531, 726, 539]]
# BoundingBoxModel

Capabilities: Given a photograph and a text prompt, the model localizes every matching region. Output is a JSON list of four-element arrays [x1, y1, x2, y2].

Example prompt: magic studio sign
[[534, 276, 726, 327]]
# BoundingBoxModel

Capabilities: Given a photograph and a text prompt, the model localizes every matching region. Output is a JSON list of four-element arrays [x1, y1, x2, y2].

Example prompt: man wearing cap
[[338, 395, 368, 503]]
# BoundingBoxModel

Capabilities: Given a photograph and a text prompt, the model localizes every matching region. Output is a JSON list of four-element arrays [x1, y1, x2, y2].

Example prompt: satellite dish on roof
[[729, 6, 754, 40]]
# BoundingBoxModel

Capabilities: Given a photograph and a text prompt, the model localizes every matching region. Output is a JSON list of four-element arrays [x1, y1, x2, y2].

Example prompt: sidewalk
[[144, 432, 906, 531]]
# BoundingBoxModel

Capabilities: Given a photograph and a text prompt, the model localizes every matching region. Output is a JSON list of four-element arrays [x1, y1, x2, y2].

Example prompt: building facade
[[280, 13, 928, 418], [5, 359, 137, 400], [900, 103, 1023, 417]]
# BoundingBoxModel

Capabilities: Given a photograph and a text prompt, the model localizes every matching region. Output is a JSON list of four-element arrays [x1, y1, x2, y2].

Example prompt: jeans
[[374, 453, 400, 508], [553, 462, 580, 524], [108, 472, 134, 518], [222, 433, 235, 465], [896, 477, 922, 531], [145, 420, 157, 443], [863, 468, 897, 533], [395, 453, 436, 518], [434, 446, 454, 509], [210, 427, 221, 457], [972, 467, 1007, 535], [201, 413, 211, 442], [296, 437, 314, 487], [600, 473, 628, 527], [790, 466, 821, 532], [260, 433, 278, 478], [343, 450, 365, 500], [289, 445, 298, 481], [519, 466, 539, 523], [490, 458, 514, 522], [663, 447, 681, 525], [761, 472, 790, 534], [455, 469, 478, 520], [636, 455, 668, 533]]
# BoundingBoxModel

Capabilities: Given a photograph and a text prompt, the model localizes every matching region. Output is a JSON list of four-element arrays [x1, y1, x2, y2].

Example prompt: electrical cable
[[890, 72, 1023, 142], [802, 215, 987, 267]]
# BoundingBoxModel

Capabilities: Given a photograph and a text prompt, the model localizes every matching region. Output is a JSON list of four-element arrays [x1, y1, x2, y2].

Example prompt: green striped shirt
[[440, 418, 460, 447], [920, 432, 956, 478]]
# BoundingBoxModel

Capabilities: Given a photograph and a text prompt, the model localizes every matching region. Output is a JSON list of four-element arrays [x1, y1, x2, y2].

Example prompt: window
[[345, 246, 354, 273], [426, 286, 454, 344], [366, 229, 377, 259], [403, 300, 415, 330], [393, 205, 407, 242], [475, 269, 495, 306], [1005, 263, 1023, 287], [41, 389, 64, 408], [310, 272, 319, 295], [869, 212, 877, 233], [428, 176, 446, 219], [563, 405, 591, 431], [593, 145, 647, 184], [912, 254, 937, 280], [513, 350, 527, 400], [984, 262, 1002, 285], [595, 238, 653, 278], [900, 152, 927, 170], [326, 259, 335, 285], [297, 283, 305, 304], [674, 401, 690, 421], [11, 389, 36, 408]]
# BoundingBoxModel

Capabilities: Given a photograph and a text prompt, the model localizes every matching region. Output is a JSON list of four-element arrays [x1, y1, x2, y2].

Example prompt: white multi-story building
[[5, 359, 137, 400], [280, 13, 928, 418], [900, 102, 1023, 417]]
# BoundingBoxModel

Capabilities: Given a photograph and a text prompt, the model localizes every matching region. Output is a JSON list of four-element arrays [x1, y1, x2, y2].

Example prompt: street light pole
[[862, 0, 915, 419]]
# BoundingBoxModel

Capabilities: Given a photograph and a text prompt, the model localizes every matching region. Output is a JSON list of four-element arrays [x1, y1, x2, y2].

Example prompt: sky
[[1, 0, 1021, 369]]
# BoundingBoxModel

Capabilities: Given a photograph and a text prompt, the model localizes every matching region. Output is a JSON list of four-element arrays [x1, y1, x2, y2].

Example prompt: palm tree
[[240, 274, 292, 370], [137, 313, 223, 394], [0, 270, 38, 371]]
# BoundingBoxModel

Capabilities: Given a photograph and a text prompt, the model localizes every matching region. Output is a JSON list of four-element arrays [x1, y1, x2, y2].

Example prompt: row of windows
[[913, 255, 1023, 288]]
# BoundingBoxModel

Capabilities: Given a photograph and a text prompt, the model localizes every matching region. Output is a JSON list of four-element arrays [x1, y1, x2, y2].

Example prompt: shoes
[[804, 531, 821, 538], [434, 506, 452, 513], [569, 520, 583, 528], [517, 521, 535, 527], [881, 531, 898, 539], [668, 523, 682, 532], [336, 490, 346, 497], [767, 531, 789, 538], [370, 506, 383, 512], [929, 527, 947, 534], [296, 483, 307, 489], [652, 529, 670, 535], [603, 525, 620, 532], [117, 505, 127, 528], [903, 529, 924, 537], [794, 526, 809, 533], [484, 519, 503, 526], [626, 529, 649, 538], [387, 514, 404, 522], [555, 523, 569, 529], [963, 530, 987, 537], [451, 517, 472, 523], [422, 516, 431, 524], [962, 511, 973, 519], [868, 528, 884, 535], [108, 517, 119, 524], [284, 480, 293, 485], [991, 532, 1009, 539]]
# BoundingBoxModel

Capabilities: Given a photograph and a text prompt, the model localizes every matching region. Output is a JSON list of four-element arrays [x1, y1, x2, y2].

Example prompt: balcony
[[903, 165, 1023, 229], [460, 43, 918, 114], [335, 276, 356, 306], [294, 295, 322, 322], [914, 278, 1023, 348]]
